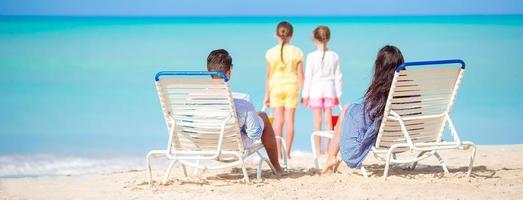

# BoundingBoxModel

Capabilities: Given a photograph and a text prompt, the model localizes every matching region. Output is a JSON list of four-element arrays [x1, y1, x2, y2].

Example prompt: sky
[[0, 0, 522, 16]]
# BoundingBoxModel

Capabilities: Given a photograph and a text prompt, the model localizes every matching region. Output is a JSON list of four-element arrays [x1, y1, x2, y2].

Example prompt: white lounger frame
[[146, 71, 275, 184], [312, 61, 476, 179], [310, 105, 343, 169], [366, 60, 476, 179]]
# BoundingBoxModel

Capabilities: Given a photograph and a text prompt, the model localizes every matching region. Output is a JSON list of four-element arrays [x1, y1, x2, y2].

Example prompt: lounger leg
[[311, 134, 319, 169], [265, 158, 276, 175], [360, 166, 369, 178], [146, 150, 166, 184], [433, 152, 449, 174], [162, 160, 178, 184], [410, 151, 428, 170], [181, 164, 188, 177], [255, 151, 276, 181], [239, 157, 250, 183], [257, 156, 264, 181], [146, 152, 154, 184], [467, 143, 477, 177], [383, 151, 393, 180], [257, 151, 276, 175], [277, 136, 288, 171], [193, 159, 200, 176]]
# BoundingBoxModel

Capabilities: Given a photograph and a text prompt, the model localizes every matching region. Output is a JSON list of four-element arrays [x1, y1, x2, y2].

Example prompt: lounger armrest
[[165, 114, 233, 160], [444, 113, 462, 145], [214, 115, 233, 157], [389, 111, 416, 149], [388, 111, 464, 151], [166, 115, 178, 153]]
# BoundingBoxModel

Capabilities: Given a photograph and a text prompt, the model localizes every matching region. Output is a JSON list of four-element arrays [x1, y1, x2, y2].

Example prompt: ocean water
[[1, 16, 522, 177]]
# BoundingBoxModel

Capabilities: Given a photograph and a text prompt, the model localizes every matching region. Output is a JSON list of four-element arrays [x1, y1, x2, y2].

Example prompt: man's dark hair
[[207, 49, 232, 79]]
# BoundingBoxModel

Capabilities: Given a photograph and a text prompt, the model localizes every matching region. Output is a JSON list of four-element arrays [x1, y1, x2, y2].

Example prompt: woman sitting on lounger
[[322, 45, 404, 174]]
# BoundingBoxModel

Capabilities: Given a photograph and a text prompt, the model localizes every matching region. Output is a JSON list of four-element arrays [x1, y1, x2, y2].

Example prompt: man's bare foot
[[275, 169, 289, 177]]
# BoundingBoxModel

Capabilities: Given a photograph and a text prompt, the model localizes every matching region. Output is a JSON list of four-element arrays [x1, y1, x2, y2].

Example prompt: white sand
[[1, 145, 523, 199]]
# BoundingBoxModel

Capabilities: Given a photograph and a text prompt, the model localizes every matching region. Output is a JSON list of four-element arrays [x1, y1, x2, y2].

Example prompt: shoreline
[[1, 144, 523, 199], [1, 144, 522, 179]]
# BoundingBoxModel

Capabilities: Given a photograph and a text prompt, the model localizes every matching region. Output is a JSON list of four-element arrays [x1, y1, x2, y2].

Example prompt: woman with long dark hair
[[322, 45, 404, 174]]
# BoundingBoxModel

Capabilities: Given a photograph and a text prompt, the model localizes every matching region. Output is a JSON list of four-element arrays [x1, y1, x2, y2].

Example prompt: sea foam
[[0, 154, 145, 178]]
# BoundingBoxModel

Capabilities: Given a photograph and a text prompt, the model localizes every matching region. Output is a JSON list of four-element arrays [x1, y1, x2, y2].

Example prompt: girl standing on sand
[[264, 21, 304, 160], [302, 25, 343, 156], [322, 45, 404, 174]]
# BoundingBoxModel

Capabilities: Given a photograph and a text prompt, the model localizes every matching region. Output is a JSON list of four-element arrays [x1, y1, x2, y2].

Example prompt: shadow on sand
[[150, 163, 508, 187], [341, 164, 499, 179]]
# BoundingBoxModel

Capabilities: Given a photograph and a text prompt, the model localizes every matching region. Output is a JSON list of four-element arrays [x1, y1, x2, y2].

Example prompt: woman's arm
[[334, 55, 343, 102]]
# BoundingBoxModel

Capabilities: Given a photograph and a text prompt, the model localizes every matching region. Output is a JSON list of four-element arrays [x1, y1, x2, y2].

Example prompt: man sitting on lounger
[[206, 49, 286, 176]]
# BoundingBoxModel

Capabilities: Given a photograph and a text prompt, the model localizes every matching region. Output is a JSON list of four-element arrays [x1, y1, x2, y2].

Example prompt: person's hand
[[264, 96, 270, 106], [302, 98, 309, 106]]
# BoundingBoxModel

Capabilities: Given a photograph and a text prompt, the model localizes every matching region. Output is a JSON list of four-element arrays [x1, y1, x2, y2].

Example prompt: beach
[[1, 15, 522, 200], [1, 144, 522, 199], [1, 0, 523, 199]]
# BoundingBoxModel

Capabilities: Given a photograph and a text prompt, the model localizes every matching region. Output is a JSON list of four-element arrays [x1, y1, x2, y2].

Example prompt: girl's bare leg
[[284, 107, 296, 159], [273, 107, 285, 160], [323, 108, 333, 154], [321, 104, 350, 174], [313, 108, 322, 157]]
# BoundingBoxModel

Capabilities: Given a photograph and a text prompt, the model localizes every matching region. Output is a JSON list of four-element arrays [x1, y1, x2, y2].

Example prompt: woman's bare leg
[[273, 107, 285, 160], [323, 108, 333, 154], [284, 107, 296, 159], [321, 104, 350, 174], [313, 108, 322, 156]]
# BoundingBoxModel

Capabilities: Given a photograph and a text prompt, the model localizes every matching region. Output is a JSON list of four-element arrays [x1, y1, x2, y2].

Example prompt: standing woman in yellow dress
[[264, 21, 304, 159]]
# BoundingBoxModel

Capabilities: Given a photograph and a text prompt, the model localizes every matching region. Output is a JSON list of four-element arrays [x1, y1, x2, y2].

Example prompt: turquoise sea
[[1, 16, 522, 177]]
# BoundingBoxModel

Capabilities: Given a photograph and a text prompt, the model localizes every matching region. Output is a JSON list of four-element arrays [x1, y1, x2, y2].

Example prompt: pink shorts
[[307, 98, 337, 109]]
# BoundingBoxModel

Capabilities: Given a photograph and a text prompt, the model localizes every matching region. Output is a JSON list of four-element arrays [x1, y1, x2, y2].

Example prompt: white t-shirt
[[232, 92, 264, 148], [302, 50, 343, 99]]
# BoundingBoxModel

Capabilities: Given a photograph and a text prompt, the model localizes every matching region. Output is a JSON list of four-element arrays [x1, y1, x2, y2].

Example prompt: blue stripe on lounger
[[396, 59, 465, 72], [155, 71, 228, 82]]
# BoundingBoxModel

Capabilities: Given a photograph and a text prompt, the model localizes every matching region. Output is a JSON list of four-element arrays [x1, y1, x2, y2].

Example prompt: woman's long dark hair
[[364, 45, 404, 122]]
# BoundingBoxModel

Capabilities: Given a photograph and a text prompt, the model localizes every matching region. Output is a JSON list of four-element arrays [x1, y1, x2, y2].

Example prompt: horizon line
[[1, 14, 523, 18]]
